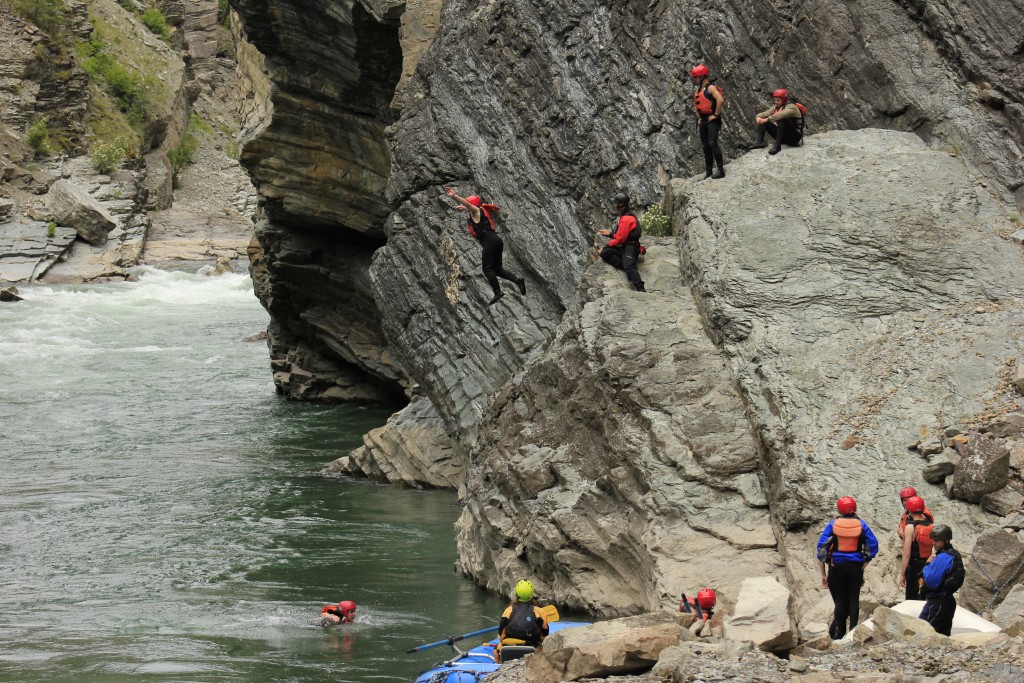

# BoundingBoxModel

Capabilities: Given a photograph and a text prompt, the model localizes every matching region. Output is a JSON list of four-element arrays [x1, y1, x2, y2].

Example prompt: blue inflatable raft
[[413, 621, 589, 683]]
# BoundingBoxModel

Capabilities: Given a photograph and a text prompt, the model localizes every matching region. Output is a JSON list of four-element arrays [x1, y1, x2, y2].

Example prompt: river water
[[0, 269, 505, 682]]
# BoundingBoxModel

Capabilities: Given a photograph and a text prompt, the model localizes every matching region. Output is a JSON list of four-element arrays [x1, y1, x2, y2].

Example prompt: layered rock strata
[[456, 239, 785, 616], [321, 396, 464, 489], [231, 0, 412, 402]]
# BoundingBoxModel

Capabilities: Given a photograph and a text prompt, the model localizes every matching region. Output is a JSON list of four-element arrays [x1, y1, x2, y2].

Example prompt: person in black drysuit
[[598, 193, 645, 292], [919, 525, 965, 636], [691, 64, 725, 179], [444, 187, 526, 306]]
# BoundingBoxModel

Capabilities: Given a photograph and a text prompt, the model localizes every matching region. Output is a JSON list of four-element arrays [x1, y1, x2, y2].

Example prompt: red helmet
[[696, 588, 717, 609], [338, 600, 357, 614], [905, 496, 926, 513], [691, 64, 709, 78], [465, 195, 482, 207], [899, 486, 917, 500], [772, 88, 789, 103], [837, 497, 857, 515]]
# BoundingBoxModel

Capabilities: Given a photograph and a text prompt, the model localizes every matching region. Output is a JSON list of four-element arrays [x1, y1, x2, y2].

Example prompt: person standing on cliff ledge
[[816, 496, 879, 640], [691, 64, 726, 179], [444, 187, 526, 306], [597, 193, 646, 292]]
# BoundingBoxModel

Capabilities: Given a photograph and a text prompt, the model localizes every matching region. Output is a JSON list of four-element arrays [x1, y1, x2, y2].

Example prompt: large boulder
[[993, 584, 1024, 633], [46, 180, 117, 245], [523, 612, 680, 683], [845, 606, 947, 647], [724, 576, 798, 652], [951, 435, 1010, 503], [960, 530, 1024, 613]]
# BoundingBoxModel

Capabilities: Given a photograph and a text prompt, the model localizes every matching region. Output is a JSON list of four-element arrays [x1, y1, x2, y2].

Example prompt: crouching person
[[919, 525, 965, 636], [748, 89, 803, 155]]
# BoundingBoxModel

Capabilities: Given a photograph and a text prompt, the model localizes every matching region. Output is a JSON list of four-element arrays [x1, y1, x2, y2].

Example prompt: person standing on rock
[[597, 193, 646, 292], [897, 486, 934, 540], [746, 89, 803, 155], [495, 580, 549, 660], [691, 64, 726, 179], [919, 525, 965, 636], [816, 496, 879, 640], [899, 496, 934, 601], [444, 187, 526, 306]]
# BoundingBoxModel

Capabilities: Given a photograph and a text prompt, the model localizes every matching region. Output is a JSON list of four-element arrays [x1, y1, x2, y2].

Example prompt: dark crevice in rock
[[234, 0, 411, 404]]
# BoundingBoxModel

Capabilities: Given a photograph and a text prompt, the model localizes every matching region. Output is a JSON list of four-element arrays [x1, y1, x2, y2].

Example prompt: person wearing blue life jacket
[[816, 497, 879, 640], [919, 524, 965, 636]]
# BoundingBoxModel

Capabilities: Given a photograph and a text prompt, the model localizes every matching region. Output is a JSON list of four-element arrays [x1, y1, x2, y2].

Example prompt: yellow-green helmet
[[515, 580, 534, 602]]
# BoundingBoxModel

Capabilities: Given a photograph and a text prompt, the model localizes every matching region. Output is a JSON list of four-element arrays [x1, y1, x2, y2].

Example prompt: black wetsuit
[[699, 115, 724, 176], [599, 212, 645, 292], [827, 561, 864, 640], [470, 213, 522, 298]]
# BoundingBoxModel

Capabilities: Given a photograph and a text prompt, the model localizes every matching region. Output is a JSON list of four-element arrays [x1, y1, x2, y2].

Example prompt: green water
[[0, 269, 506, 682]]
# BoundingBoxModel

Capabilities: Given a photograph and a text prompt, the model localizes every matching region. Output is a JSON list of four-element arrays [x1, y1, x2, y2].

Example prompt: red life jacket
[[467, 204, 500, 239], [833, 517, 864, 553], [693, 84, 722, 116], [908, 518, 935, 559]]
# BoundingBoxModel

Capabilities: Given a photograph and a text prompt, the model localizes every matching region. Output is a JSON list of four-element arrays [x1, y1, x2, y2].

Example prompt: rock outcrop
[[228, 0, 1024, 624], [669, 129, 1024, 620], [321, 396, 464, 489], [456, 240, 784, 615]]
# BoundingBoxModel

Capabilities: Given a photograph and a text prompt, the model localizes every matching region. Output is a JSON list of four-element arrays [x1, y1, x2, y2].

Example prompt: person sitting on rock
[[897, 486, 934, 540], [899, 496, 934, 601], [691, 64, 726, 180], [919, 524, 965, 636], [320, 600, 357, 626], [495, 580, 549, 660], [444, 187, 526, 306], [816, 497, 879, 640], [747, 89, 803, 155], [597, 193, 646, 293]]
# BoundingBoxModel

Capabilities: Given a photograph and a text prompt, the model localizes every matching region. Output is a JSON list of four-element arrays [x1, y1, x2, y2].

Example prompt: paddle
[[405, 605, 561, 654], [405, 626, 499, 654]]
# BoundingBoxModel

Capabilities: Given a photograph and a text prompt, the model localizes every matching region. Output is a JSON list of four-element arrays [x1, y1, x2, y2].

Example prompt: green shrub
[[90, 137, 130, 173], [10, 0, 66, 36], [640, 202, 672, 237], [167, 130, 197, 188], [116, 0, 135, 10], [46, 221, 57, 238], [78, 33, 157, 127], [26, 118, 51, 154], [140, 7, 169, 39]]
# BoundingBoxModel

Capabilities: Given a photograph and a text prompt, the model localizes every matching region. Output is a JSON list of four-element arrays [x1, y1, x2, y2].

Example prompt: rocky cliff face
[[232, 0, 1024, 618], [455, 131, 1023, 618]]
